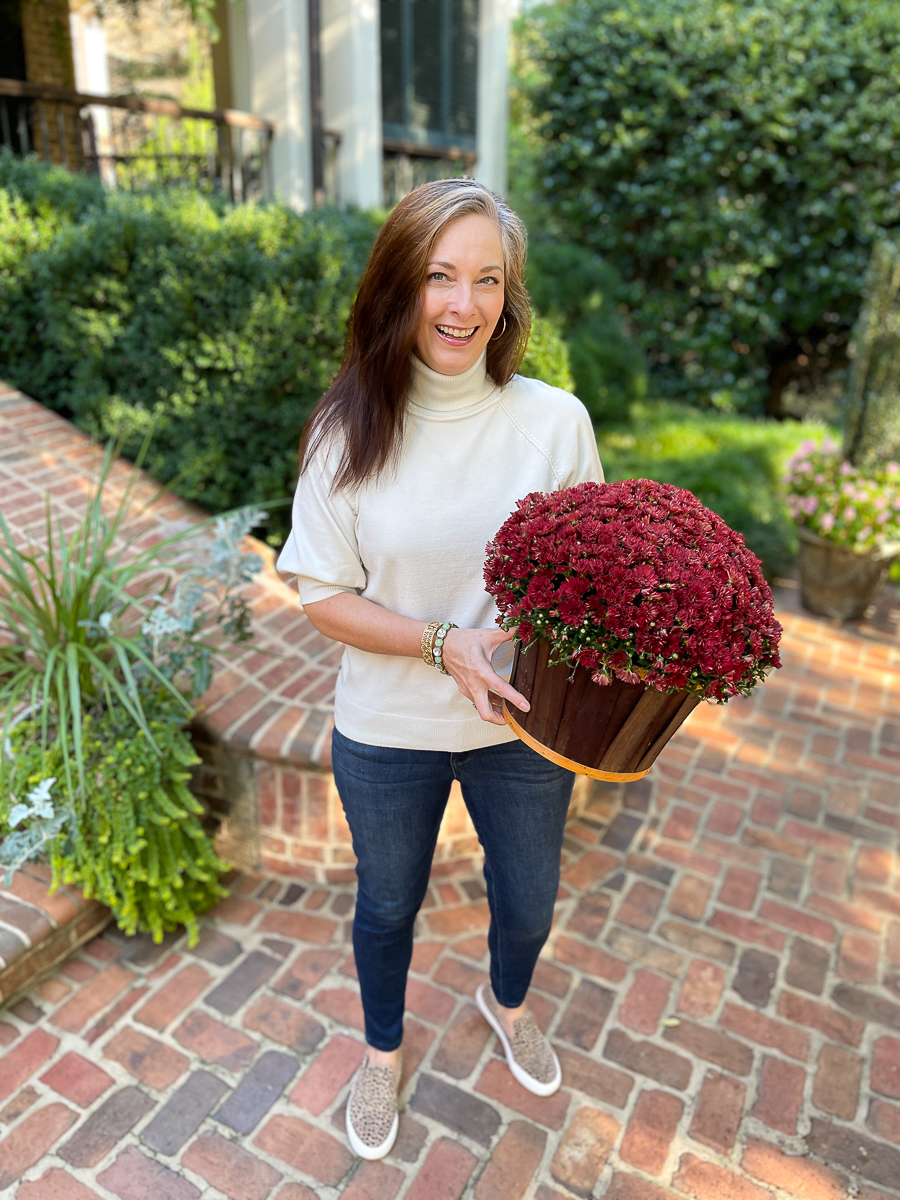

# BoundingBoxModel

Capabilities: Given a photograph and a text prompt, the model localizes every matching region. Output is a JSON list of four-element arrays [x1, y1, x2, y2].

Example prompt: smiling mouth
[[436, 324, 478, 343]]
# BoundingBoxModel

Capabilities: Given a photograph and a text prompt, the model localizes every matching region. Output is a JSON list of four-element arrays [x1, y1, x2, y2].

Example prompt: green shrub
[[520, 0, 900, 417], [526, 241, 646, 422], [0, 148, 105, 223], [0, 155, 379, 542], [598, 402, 834, 576], [520, 314, 575, 392]]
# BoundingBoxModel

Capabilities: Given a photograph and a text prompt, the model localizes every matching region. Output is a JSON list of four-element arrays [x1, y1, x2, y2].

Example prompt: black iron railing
[[0, 78, 274, 202]]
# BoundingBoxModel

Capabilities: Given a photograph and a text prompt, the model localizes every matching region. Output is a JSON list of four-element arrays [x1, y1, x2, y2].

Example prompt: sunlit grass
[[597, 401, 835, 578]]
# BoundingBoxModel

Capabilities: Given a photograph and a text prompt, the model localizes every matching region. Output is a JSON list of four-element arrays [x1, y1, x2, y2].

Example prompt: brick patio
[[3, 384, 900, 1197], [1, 577, 900, 1197]]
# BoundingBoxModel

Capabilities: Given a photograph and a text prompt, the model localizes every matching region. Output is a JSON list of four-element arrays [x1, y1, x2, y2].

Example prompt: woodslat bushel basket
[[502, 638, 700, 781]]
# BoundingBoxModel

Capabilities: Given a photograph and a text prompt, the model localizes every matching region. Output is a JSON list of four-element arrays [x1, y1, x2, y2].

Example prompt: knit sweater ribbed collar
[[408, 350, 498, 416]]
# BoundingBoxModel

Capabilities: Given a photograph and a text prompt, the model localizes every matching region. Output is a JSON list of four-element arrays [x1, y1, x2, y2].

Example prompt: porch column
[[321, 0, 383, 209], [475, 0, 510, 198], [243, 0, 314, 210]]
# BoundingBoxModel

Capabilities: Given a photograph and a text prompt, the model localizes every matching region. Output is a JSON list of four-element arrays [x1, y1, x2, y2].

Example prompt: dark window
[[0, 0, 27, 80], [0, 0, 33, 156], [381, 0, 479, 151]]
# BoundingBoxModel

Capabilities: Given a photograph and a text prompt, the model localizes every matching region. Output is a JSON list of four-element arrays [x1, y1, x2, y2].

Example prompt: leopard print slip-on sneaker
[[346, 1053, 400, 1160], [476, 982, 562, 1097]]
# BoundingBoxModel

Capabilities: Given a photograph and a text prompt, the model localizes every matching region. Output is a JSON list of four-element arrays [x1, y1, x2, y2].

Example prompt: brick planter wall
[[192, 721, 597, 883]]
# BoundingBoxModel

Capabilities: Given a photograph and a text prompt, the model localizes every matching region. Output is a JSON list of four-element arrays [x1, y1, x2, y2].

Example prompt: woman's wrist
[[421, 620, 458, 674]]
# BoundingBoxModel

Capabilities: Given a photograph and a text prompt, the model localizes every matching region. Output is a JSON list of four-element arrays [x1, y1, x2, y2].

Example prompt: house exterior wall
[[20, 0, 81, 166], [20, 0, 75, 87], [212, 0, 509, 210]]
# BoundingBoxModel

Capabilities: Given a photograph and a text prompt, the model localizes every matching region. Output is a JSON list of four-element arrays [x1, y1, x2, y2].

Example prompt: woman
[[277, 178, 602, 1160]]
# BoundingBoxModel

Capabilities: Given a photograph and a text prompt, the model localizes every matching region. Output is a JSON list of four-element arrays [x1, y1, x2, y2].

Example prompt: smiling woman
[[276, 178, 602, 1161]]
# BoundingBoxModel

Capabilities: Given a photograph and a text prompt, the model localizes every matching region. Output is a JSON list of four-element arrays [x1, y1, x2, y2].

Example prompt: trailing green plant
[[0, 778, 70, 886], [2, 704, 227, 942], [843, 238, 900, 470], [0, 442, 266, 939], [519, 0, 900, 417]]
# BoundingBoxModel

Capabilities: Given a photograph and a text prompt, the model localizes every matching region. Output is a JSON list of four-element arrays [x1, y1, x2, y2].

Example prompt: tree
[[843, 239, 900, 468], [520, 0, 900, 416]]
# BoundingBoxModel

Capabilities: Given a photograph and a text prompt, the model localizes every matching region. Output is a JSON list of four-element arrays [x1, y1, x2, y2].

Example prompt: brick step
[[0, 865, 109, 1006]]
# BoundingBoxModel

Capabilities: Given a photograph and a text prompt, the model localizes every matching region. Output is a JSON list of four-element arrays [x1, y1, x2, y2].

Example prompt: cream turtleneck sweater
[[276, 353, 603, 751]]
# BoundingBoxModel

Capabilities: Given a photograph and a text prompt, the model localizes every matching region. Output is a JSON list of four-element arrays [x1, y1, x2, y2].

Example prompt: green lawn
[[596, 402, 834, 579]]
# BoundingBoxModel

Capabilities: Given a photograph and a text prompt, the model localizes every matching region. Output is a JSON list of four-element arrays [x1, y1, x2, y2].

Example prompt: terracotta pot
[[797, 526, 896, 621], [502, 638, 700, 781]]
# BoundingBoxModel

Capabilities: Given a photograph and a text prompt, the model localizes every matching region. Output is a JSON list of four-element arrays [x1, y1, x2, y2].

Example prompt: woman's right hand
[[302, 594, 530, 726], [439, 626, 531, 726]]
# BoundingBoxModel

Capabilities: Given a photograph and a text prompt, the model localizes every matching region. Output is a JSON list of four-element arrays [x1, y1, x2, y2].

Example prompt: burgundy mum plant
[[484, 480, 782, 703]]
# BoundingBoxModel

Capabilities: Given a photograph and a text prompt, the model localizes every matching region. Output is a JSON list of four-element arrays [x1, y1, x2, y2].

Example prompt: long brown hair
[[300, 178, 530, 490]]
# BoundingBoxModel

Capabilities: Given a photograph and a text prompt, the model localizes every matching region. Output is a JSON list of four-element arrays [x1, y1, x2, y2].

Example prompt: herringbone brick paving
[[3, 586, 900, 1198]]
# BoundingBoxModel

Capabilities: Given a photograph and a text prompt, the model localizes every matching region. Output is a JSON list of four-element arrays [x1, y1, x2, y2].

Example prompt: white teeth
[[436, 325, 476, 340]]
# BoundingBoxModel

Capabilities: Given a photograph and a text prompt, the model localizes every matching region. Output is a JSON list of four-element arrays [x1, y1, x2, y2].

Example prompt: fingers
[[492, 678, 530, 712], [487, 625, 516, 645], [444, 626, 528, 723], [471, 689, 507, 725]]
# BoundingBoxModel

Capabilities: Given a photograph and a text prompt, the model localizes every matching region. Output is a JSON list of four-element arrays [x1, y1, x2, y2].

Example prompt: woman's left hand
[[440, 626, 530, 725]]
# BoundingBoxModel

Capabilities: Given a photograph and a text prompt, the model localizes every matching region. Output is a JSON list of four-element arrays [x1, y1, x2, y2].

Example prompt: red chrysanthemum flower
[[484, 480, 782, 702]]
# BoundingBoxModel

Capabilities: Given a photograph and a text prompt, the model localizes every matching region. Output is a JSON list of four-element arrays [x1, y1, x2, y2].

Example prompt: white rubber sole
[[345, 1058, 400, 1161], [346, 1107, 399, 1161], [476, 983, 562, 1097]]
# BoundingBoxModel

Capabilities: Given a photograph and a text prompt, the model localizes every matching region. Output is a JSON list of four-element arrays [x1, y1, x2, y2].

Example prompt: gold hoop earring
[[490, 314, 507, 341]]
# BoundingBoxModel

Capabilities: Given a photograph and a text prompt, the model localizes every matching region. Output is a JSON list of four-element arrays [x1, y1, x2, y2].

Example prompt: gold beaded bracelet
[[421, 620, 458, 674], [421, 621, 442, 666]]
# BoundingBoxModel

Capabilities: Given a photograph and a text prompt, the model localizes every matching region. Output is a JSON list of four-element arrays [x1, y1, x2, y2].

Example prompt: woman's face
[[414, 213, 506, 376]]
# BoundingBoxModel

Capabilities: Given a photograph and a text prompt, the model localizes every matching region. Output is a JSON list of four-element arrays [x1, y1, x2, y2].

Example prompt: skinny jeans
[[331, 726, 574, 1051]]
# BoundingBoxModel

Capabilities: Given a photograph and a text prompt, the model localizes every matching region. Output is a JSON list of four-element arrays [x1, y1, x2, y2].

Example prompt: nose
[[447, 282, 477, 321]]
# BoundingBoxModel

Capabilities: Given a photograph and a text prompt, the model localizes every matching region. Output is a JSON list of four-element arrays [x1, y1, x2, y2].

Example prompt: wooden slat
[[599, 687, 686, 774], [513, 639, 571, 750], [635, 693, 702, 773]]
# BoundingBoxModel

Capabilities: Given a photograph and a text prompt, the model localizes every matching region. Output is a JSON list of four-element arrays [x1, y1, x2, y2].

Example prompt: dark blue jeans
[[331, 727, 574, 1051]]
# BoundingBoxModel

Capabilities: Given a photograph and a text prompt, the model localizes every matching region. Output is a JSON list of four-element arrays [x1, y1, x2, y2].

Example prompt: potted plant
[[783, 437, 900, 620], [484, 479, 782, 779], [0, 445, 267, 942]]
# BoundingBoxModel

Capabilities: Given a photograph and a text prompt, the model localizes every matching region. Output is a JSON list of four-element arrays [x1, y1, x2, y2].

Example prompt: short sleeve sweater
[[276, 351, 604, 751]]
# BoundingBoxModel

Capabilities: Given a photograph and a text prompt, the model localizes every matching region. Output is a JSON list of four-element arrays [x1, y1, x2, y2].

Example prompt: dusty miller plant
[[0, 778, 70, 886]]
